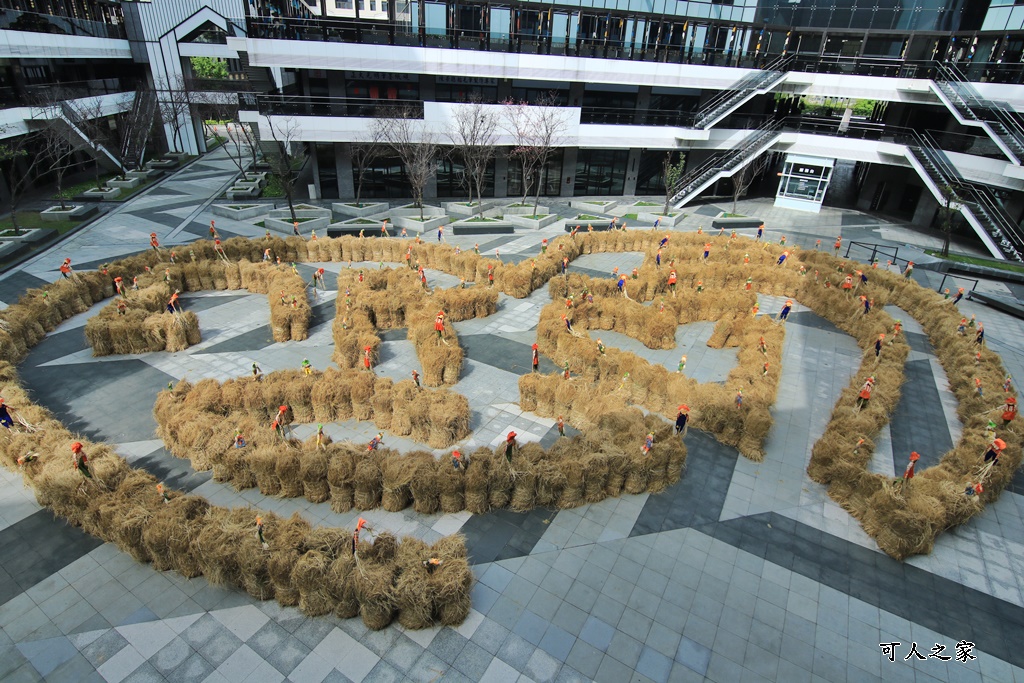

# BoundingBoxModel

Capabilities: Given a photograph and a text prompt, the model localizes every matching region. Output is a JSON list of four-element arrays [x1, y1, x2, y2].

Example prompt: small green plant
[[623, 213, 639, 221], [254, 220, 265, 228], [464, 217, 496, 222], [575, 214, 603, 221], [634, 201, 659, 206]]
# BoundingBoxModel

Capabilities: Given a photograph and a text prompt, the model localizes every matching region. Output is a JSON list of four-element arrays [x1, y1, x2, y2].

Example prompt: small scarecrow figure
[[976, 323, 985, 345], [755, 224, 763, 241], [833, 236, 841, 255], [423, 557, 443, 573], [381, 219, 390, 237], [302, 358, 313, 376], [853, 438, 865, 455], [59, 257, 73, 279], [149, 232, 160, 252], [856, 377, 874, 411], [659, 233, 670, 248], [762, 361, 770, 377], [1001, 397, 1018, 427], [531, 343, 539, 372], [316, 423, 326, 451], [641, 431, 655, 456], [702, 242, 711, 263], [434, 310, 446, 342], [16, 453, 37, 466], [735, 390, 743, 408], [1004, 376, 1014, 393], [903, 451, 920, 481], [952, 287, 965, 304], [293, 221, 301, 237], [157, 483, 171, 504], [631, 267, 639, 280], [209, 220, 219, 240], [313, 267, 326, 291], [776, 250, 789, 267], [264, 248, 272, 262], [965, 482, 984, 497], [678, 355, 687, 373], [597, 339, 606, 355], [975, 378, 984, 397], [71, 441, 91, 479], [675, 404, 689, 437], [252, 362, 263, 381], [412, 369, 421, 388], [487, 265, 494, 287], [350, 517, 368, 555], [563, 361, 571, 380], [617, 273, 627, 296], [745, 277, 753, 291], [367, 432, 384, 452], [557, 415, 565, 437], [667, 270, 677, 297], [116, 300, 127, 316], [363, 345, 373, 372], [505, 431, 518, 463], [777, 299, 793, 323], [114, 276, 126, 298], [167, 290, 181, 314], [758, 336, 768, 355], [233, 428, 246, 448], [874, 334, 884, 360], [695, 280, 704, 293], [541, 238, 548, 254], [561, 315, 575, 335], [983, 437, 1007, 464], [451, 449, 467, 470]]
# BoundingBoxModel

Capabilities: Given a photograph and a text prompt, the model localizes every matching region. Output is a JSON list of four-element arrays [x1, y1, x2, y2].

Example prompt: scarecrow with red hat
[[675, 404, 689, 436], [59, 258, 72, 280], [903, 452, 920, 481], [504, 431, 518, 463], [352, 517, 367, 555], [363, 346, 373, 372], [435, 310, 447, 343], [531, 343, 539, 372], [71, 442, 91, 479], [451, 450, 468, 470], [149, 232, 160, 252]]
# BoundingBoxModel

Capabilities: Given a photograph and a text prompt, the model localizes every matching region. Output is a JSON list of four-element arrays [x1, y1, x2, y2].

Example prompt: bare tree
[[446, 97, 499, 215], [0, 130, 45, 234], [266, 115, 304, 222], [32, 91, 87, 211], [353, 116, 387, 207], [204, 93, 247, 174], [663, 152, 685, 216], [155, 74, 194, 154], [379, 107, 439, 220], [503, 94, 569, 215], [730, 163, 755, 216]]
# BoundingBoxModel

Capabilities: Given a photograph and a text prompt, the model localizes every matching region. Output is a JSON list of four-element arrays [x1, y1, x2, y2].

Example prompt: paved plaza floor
[[2, 146, 1024, 682]]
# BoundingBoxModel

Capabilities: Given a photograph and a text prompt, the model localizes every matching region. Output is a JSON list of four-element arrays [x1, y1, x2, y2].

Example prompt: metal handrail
[[668, 119, 783, 203], [692, 54, 791, 129]]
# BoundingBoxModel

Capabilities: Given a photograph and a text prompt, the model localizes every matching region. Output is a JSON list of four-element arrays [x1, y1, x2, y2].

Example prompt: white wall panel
[[0, 30, 130, 59]]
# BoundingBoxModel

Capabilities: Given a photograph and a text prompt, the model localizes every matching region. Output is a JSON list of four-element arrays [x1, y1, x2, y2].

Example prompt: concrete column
[[634, 86, 652, 125], [568, 82, 584, 107], [338, 143, 355, 200], [424, 173, 438, 200], [309, 142, 321, 200], [623, 148, 641, 196], [494, 151, 509, 198], [560, 147, 578, 197]]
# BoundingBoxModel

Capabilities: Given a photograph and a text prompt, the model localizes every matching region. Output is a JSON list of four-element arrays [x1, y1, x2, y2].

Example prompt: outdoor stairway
[[669, 119, 783, 208], [930, 63, 1024, 166], [691, 55, 791, 130], [906, 134, 1024, 262], [55, 99, 123, 171]]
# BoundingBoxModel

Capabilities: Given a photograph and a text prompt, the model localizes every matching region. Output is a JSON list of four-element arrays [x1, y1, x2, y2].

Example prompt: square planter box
[[146, 159, 178, 170], [502, 204, 549, 216], [108, 177, 141, 190], [243, 172, 268, 187], [637, 211, 685, 227], [327, 220, 389, 238], [444, 201, 490, 217], [391, 214, 448, 233], [269, 205, 331, 220], [451, 218, 515, 235], [82, 187, 121, 200], [570, 200, 617, 215], [164, 152, 189, 160], [507, 214, 560, 230], [41, 205, 93, 222], [0, 228, 48, 244], [0, 241, 23, 259], [711, 216, 763, 231], [390, 204, 445, 219], [212, 203, 269, 221], [226, 186, 261, 200], [333, 202, 389, 218], [264, 215, 331, 235], [127, 169, 160, 180]]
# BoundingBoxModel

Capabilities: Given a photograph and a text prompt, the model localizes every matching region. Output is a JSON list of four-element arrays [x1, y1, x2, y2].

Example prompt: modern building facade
[[3, 0, 1024, 259]]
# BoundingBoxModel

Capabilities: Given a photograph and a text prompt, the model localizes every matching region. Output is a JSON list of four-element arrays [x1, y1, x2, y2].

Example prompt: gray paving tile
[[675, 635, 712, 676]]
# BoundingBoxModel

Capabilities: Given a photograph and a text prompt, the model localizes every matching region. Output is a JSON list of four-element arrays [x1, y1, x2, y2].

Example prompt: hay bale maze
[[2, 224, 1017, 630], [268, 266, 312, 341]]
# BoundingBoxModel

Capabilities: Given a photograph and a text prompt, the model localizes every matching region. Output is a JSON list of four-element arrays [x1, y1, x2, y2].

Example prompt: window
[[381, 1, 388, 12], [369, 1, 376, 11], [574, 149, 628, 196], [335, 0, 352, 8]]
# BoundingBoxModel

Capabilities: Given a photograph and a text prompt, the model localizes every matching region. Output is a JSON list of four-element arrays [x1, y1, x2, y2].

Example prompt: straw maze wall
[[0, 255, 473, 630]]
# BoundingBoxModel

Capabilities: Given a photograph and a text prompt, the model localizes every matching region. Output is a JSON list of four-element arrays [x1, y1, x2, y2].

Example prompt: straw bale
[[463, 447, 492, 513], [394, 536, 434, 629], [381, 450, 425, 512], [353, 454, 383, 509], [292, 550, 335, 616], [410, 456, 442, 514]]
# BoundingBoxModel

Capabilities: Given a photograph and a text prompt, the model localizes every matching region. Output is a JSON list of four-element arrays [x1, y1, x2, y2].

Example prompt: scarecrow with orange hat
[[59, 257, 73, 280], [434, 310, 447, 342], [352, 517, 367, 555], [856, 377, 875, 411], [777, 299, 793, 322], [363, 345, 373, 372], [1001, 397, 1018, 427], [149, 232, 160, 252], [984, 437, 1007, 464], [903, 452, 921, 481], [531, 343, 539, 372]]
